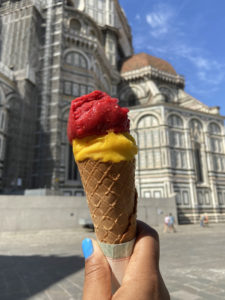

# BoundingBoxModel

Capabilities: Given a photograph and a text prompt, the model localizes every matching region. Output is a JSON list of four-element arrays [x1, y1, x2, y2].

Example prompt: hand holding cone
[[67, 90, 138, 291]]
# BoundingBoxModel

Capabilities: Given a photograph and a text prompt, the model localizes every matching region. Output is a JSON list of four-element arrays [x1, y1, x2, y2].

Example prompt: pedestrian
[[163, 214, 170, 233], [200, 213, 209, 227], [200, 214, 205, 227], [168, 213, 176, 233], [203, 213, 209, 227]]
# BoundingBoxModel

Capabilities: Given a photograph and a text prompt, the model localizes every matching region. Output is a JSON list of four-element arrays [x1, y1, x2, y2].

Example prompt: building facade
[[119, 53, 225, 223], [0, 0, 225, 223]]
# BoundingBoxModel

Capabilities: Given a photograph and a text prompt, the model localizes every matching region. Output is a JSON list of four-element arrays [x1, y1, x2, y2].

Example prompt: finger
[[82, 238, 111, 300], [133, 222, 170, 299], [124, 220, 160, 282], [115, 221, 170, 300]]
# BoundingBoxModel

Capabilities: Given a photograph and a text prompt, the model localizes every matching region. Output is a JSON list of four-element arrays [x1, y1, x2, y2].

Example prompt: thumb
[[82, 238, 112, 300]]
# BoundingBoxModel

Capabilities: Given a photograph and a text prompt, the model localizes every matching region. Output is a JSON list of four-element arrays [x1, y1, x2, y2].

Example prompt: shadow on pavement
[[0, 254, 84, 300]]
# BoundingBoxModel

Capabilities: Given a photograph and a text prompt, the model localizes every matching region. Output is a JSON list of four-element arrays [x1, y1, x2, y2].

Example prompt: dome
[[121, 52, 177, 75]]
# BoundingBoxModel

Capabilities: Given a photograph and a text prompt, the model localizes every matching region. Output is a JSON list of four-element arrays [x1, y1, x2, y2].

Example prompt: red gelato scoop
[[67, 90, 130, 142]]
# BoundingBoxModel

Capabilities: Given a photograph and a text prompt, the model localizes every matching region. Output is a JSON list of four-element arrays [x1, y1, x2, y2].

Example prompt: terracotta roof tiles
[[121, 52, 177, 75]]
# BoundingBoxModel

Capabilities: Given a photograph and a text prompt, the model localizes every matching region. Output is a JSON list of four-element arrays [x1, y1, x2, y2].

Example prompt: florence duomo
[[0, 0, 225, 224]]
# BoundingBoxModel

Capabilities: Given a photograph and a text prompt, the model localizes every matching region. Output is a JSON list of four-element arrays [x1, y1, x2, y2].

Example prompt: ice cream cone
[[77, 158, 137, 244], [67, 91, 138, 291]]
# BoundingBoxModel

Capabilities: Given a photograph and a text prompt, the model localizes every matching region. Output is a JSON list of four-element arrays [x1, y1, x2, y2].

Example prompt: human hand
[[82, 221, 170, 300]]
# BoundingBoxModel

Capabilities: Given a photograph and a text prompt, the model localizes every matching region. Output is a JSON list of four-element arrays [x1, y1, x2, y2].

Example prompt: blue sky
[[119, 0, 225, 116]]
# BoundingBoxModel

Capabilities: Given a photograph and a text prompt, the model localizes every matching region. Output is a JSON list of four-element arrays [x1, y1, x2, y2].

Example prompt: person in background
[[203, 213, 209, 227], [200, 214, 205, 227], [163, 214, 170, 233], [168, 213, 176, 233], [200, 213, 209, 227]]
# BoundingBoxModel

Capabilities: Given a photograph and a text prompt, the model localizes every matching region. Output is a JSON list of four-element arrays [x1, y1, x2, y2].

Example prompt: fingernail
[[82, 238, 94, 259]]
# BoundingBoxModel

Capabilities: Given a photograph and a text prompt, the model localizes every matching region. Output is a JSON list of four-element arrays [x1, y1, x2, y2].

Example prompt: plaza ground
[[0, 223, 224, 300]]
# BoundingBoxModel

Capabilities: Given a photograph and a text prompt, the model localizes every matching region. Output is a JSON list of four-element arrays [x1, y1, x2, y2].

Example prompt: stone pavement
[[0, 224, 224, 300], [160, 224, 225, 300]]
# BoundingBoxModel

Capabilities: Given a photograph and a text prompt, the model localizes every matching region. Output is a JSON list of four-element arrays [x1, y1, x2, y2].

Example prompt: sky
[[119, 0, 225, 116]]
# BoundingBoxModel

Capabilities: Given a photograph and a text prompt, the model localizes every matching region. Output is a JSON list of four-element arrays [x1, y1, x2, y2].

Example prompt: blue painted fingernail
[[82, 238, 94, 259]]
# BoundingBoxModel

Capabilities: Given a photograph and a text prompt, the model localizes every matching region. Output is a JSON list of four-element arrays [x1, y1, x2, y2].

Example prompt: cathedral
[[0, 0, 225, 223]]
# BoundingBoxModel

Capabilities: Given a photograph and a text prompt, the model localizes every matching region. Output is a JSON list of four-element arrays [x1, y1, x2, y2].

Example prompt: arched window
[[65, 51, 88, 69], [137, 115, 161, 169], [168, 114, 183, 128], [119, 85, 146, 107], [127, 95, 137, 106], [138, 115, 158, 128], [70, 19, 81, 32], [127, 91, 138, 107], [159, 86, 174, 102], [63, 81, 93, 97], [168, 114, 186, 170], [208, 122, 221, 135]]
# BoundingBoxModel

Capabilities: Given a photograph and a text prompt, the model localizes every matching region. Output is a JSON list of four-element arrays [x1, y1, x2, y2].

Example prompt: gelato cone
[[77, 158, 137, 244], [67, 90, 138, 291]]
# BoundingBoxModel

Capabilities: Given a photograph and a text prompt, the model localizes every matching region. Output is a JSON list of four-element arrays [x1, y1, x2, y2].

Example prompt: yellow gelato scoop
[[72, 131, 138, 163]]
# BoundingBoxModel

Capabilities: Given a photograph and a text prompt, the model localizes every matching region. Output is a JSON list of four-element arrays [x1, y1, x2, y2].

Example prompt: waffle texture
[[77, 159, 137, 244]]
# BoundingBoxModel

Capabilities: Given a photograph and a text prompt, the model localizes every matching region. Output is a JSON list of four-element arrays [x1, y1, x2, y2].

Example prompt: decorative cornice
[[179, 95, 221, 115], [121, 65, 185, 87], [64, 28, 98, 51]]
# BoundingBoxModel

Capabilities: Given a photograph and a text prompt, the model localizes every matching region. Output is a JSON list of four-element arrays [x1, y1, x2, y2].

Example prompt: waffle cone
[[77, 158, 137, 244]]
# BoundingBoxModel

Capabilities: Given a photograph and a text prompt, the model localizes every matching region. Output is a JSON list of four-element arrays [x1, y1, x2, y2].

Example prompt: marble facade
[[0, 0, 224, 223]]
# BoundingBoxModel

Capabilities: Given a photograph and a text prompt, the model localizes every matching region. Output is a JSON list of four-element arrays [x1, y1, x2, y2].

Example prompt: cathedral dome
[[121, 52, 177, 75]]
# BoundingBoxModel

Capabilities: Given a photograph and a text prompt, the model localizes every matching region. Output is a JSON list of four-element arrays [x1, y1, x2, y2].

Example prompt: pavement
[[160, 224, 225, 300], [0, 224, 224, 300]]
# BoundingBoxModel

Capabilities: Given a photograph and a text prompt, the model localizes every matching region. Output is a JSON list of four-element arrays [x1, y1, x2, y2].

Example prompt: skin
[[83, 221, 170, 300]]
